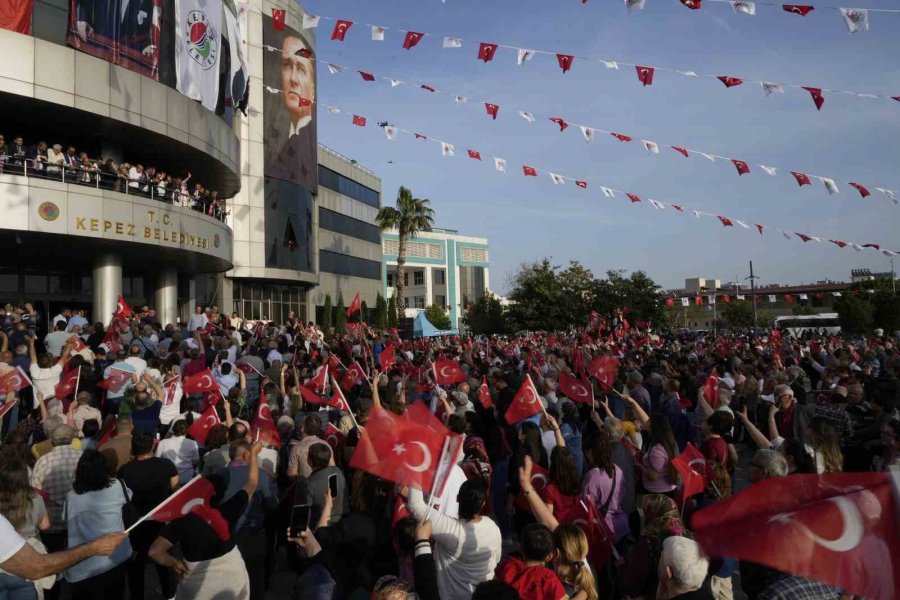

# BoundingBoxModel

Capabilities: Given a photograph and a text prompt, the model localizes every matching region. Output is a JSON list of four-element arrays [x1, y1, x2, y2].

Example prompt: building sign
[[73, 209, 213, 249]]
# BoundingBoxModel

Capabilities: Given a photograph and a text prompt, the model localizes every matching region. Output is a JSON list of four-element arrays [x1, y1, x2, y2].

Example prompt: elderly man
[[772, 384, 816, 445], [626, 370, 651, 413], [31, 425, 83, 557], [657, 536, 713, 600]]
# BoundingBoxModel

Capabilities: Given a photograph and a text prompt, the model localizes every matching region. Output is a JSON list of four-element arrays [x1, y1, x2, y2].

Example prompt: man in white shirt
[[124, 344, 147, 378], [44, 322, 71, 358], [187, 305, 208, 332], [27, 337, 70, 400]]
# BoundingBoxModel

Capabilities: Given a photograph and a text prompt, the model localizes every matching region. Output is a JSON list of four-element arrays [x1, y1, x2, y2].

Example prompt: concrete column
[[424, 265, 433, 308], [154, 266, 178, 326], [183, 277, 197, 324], [92, 251, 122, 324]]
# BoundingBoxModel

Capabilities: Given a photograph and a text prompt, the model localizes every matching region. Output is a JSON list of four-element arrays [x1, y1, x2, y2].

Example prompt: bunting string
[[289, 13, 900, 108], [259, 84, 898, 256], [259, 44, 898, 205]]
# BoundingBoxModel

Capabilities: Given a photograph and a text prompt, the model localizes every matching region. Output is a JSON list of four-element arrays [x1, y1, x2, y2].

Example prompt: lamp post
[[745, 261, 759, 330]]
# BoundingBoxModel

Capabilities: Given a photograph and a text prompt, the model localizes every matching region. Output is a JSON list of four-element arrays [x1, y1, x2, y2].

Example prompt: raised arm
[[223, 397, 234, 428], [519, 456, 559, 530], [243, 440, 262, 497], [2, 532, 128, 581], [696, 387, 715, 418], [737, 407, 771, 449], [766, 403, 781, 442], [545, 414, 566, 448], [27, 336, 37, 366], [620, 390, 651, 428]]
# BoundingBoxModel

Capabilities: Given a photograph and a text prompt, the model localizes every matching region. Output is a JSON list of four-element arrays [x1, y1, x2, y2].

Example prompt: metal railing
[[0, 155, 230, 223]]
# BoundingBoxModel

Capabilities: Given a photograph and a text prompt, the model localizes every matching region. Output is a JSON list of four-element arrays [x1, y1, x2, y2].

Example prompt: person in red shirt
[[700, 411, 734, 467], [495, 523, 567, 600], [540, 446, 582, 524]]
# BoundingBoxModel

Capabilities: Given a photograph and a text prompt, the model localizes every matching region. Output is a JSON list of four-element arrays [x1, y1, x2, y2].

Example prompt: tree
[[360, 300, 369, 324], [373, 293, 387, 329], [424, 304, 451, 331], [871, 290, 900, 332], [387, 296, 398, 328], [322, 294, 333, 333], [506, 259, 567, 331], [834, 295, 872, 334], [592, 270, 665, 325], [335, 294, 347, 335], [558, 261, 596, 326], [721, 300, 754, 328], [463, 293, 509, 335], [376, 187, 435, 323]]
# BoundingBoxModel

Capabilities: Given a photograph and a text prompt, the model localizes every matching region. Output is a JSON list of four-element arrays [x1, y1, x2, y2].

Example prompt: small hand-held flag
[[346, 292, 361, 318]]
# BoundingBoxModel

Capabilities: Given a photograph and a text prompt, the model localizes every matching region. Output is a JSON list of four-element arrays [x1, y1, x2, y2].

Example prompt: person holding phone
[[304, 443, 347, 527], [148, 441, 263, 600]]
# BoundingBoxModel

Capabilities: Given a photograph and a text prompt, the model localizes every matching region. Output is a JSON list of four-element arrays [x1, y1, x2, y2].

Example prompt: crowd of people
[[0, 135, 228, 221], [0, 301, 897, 600]]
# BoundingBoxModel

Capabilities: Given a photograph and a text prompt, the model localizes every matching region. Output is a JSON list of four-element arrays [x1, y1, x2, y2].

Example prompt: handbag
[[118, 479, 140, 529]]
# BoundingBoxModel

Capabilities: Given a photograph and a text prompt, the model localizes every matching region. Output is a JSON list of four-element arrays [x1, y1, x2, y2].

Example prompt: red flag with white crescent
[[141, 475, 230, 540], [588, 355, 620, 391], [183, 369, 218, 394], [504, 375, 543, 425], [0, 366, 31, 392], [186, 405, 220, 446], [478, 377, 493, 409], [671, 443, 707, 501], [704, 369, 719, 408], [305, 365, 329, 394], [340, 361, 364, 391], [432, 360, 466, 385], [558, 371, 593, 406], [324, 422, 346, 453]]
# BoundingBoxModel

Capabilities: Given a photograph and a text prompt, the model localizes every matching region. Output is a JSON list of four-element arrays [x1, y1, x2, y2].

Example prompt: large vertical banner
[[68, 0, 162, 79], [0, 0, 34, 34], [222, 2, 248, 111], [174, 0, 222, 111]]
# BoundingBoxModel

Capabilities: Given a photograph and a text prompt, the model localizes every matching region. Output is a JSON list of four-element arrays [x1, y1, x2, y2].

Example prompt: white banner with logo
[[175, 0, 223, 111]]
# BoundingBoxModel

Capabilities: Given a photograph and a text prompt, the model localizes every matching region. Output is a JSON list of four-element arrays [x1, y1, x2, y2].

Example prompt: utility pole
[[745, 261, 759, 329], [892, 255, 896, 295]]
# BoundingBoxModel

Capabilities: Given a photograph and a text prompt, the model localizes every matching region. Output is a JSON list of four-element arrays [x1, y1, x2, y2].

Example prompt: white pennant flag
[[494, 157, 506, 173], [642, 140, 659, 154], [264, 85, 279, 95], [768, 295, 777, 303], [832, 291, 843, 296], [580, 126, 594, 143], [371, 26, 385, 41], [681, 297, 690, 307], [737, 294, 746, 300], [443, 37, 462, 48], [601, 60, 619, 70], [302, 14, 320, 29], [625, 0, 645, 11], [384, 126, 397, 141], [519, 111, 535, 124], [840, 8, 869, 33], [734, 220, 751, 229], [601, 187, 615, 198], [517, 48, 535, 65], [820, 177, 839, 195], [649, 199, 665, 209], [454, 95, 467, 104], [325, 105, 340, 114], [389, 79, 402, 87], [758, 165, 777, 176], [693, 210, 702, 218], [799, 293, 808, 300], [441, 142, 454, 157], [849, 244, 863, 252], [876, 187, 896, 202], [781, 231, 792, 240], [708, 295, 716, 305], [677, 70, 698, 77], [762, 82, 785, 96], [701, 153, 716, 162], [326, 64, 343, 75], [731, 1, 756, 15], [549, 173, 565, 185]]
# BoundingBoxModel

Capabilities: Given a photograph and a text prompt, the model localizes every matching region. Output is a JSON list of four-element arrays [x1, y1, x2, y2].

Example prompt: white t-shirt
[[125, 356, 147, 378], [432, 464, 467, 519], [30, 363, 63, 400], [0, 513, 26, 564], [44, 331, 71, 358]]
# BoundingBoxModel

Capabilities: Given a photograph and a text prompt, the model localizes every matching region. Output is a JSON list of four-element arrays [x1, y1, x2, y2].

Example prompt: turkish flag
[[359, 71, 375, 81], [402, 31, 424, 49], [785, 294, 794, 304], [478, 377, 493, 409], [324, 423, 346, 453], [468, 150, 482, 160], [693, 473, 900, 600], [731, 160, 750, 175], [325, 376, 352, 412], [478, 42, 498, 63], [350, 403, 457, 492], [848, 183, 871, 198], [484, 103, 500, 120], [680, 0, 702, 8], [666, 298, 675, 307], [611, 133, 632, 142], [327, 353, 342, 371], [522, 166, 537, 177], [792, 171, 811, 186], [635, 65, 654, 86], [796, 233, 814, 243], [271, 9, 285, 31], [576, 181, 588, 188], [672, 204, 685, 212], [671, 146, 689, 157], [54, 368, 80, 400], [187, 406, 221, 446], [305, 365, 329, 394], [718, 76, 743, 88], [559, 372, 593, 406], [299, 384, 326, 406], [718, 216, 734, 227], [340, 361, 365, 391], [515, 459, 550, 511], [566, 496, 616, 570], [0, 366, 31, 392], [504, 375, 543, 424], [96, 419, 116, 449], [672, 443, 707, 501], [783, 4, 814, 16], [589, 355, 619, 391], [252, 401, 281, 448], [433, 360, 466, 385], [346, 292, 361, 317], [379, 345, 397, 371], [420, 85, 435, 92], [626, 193, 641, 203], [723, 295, 731, 303], [114, 295, 132, 319], [0, 0, 34, 34], [803, 86, 825, 111], [704, 369, 719, 408], [550, 117, 568, 132], [97, 367, 133, 394], [556, 54, 574, 73], [69, 337, 87, 354], [331, 19, 353, 41], [352, 115, 366, 127], [391, 495, 411, 532], [163, 377, 181, 407], [183, 369, 218, 395], [143, 475, 230, 540]]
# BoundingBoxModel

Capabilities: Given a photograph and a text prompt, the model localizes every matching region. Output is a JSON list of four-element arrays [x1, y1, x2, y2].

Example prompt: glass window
[[435, 295, 446, 308], [434, 270, 445, 285], [414, 271, 424, 286], [0, 268, 18, 294], [317, 166, 381, 208], [25, 273, 47, 294], [387, 274, 394, 287], [404, 273, 409, 287], [414, 296, 426, 309], [318, 208, 381, 244], [318, 251, 382, 281]]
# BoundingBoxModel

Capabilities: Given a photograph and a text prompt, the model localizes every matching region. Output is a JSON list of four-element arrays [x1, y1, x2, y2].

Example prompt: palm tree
[[376, 187, 435, 323]]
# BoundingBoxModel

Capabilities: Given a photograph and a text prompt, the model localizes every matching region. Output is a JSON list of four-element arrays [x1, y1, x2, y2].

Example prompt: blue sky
[[303, 0, 900, 292]]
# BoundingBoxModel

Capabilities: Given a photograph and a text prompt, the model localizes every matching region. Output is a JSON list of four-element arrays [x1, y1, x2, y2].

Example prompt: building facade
[[382, 228, 490, 330]]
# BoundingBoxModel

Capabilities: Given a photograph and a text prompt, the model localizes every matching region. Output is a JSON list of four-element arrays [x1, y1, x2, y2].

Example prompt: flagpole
[[422, 436, 452, 524], [124, 474, 204, 534]]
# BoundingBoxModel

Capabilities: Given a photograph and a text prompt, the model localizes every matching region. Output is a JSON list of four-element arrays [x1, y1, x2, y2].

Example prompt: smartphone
[[290, 504, 310, 537], [328, 473, 338, 498]]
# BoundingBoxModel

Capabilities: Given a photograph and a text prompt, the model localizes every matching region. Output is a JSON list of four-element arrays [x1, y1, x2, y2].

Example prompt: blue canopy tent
[[412, 311, 458, 338]]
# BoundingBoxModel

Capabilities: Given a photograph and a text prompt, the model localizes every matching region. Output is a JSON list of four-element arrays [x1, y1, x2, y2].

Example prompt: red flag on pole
[[54, 368, 80, 400], [96, 367, 133, 394], [183, 369, 218, 395], [305, 366, 329, 394], [340, 361, 365, 391], [186, 406, 220, 446], [568, 496, 617, 570], [346, 292, 361, 318], [558, 371, 593, 406], [704, 369, 719, 408], [133, 475, 230, 540], [324, 423, 345, 453], [432, 360, 466, 385], [114, 295, 132, 319], [588, 356, 619, 391], [515, 459, 550, 511], [331, 19, 353, 41], [326, 375, 352, 412], [0, 366, 31, 392], [693, 473, 900, 600], [504, 375, 543, 424], [478, 377, 493, 409], [671, 443, 707, 501], [271, 9, 285, 31], [402, 31, 424, 49], [379, 345, 396, 371], [252, 401, 281, 448]]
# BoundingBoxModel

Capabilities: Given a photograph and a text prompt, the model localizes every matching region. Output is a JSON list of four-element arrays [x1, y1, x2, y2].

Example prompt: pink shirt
[[642, 444, 676, 494]]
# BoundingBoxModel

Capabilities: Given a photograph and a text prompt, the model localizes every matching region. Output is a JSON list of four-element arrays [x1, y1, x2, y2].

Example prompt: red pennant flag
[[359, 71, 375, 81], [796, 233, 814, 242], [346, 292, 361, 317], [718, 76, 744, 88], [848, 182, 871, 198], [568, 496, 617, 570], [402, 31, 424, 49], [96, 367, 133, 394], [732, 159, 750, 175], [718, 216, 734, 227], [187, 405, 221, 446], [0, 366, 31, 392], [588, 356, 619, 391], [671, 146, 689, 157], [829, 239, 848, 248], [626, 193, 641, 203], [756, 223, 764, 235], [723, 295, 731, 303], [54, 368, 80, 400], [331, 19, 353, 41], [558, 372, 593, 406], [556, 54, 574, 73], [467, 150, 482, 160], [680, 0, 702, 7], [478, 43, 498, 63], [523, 166, 537, 177], [575, 180, 588, 188], [695, 296, 703, 306], [863, 243, 881, 250], [785, 294, 794, 304], [352, 115, 366, 127], [271, 9, 285, 31], [478, 377, 493, 409], [420, 84, 436, 92], [433, 359, 467, 385], [114, 295, 132, 319], [340, 361, 365, 391], [504, 375, 543, 424], [672, 204, 684, 212], [693, 473, 900, 600], [379, 344, 396, 371], [414, 133, 427, 141], [550, 117, 568, 132], [183, 369, 218, 395], [324, 423, 345, 454], [704, 369, 719, 408], [802, 86, 825, 110], [143, 475, 230, 540], [783, 4, 814, 16], [671, 443, 707, 500], [635, 65, 654, 86], [611, 133, 632, 142], [791, 171, 811, 186], [665, 298, 675, 307], [484, 103, 500, 120]]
